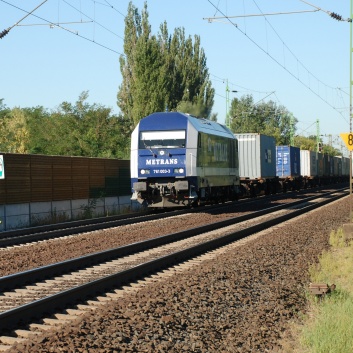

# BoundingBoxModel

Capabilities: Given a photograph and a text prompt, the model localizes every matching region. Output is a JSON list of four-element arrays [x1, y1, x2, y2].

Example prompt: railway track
[[0, 188, 347, 349], [0, 209, 181, 248], [0, 185, 345, 248]]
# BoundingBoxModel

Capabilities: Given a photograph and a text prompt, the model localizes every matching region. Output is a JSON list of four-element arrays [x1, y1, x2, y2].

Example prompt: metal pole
[[225, 79, 230, 128], [349, 0, 353, 133], [289, 114, 294, 146], [349, 139, 352, 219], [349, 0, 353, 222], [316, 119, 320, 152]]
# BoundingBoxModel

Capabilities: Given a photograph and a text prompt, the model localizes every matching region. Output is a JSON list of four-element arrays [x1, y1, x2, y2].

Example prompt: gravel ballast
[[7, 196, 351, 352]]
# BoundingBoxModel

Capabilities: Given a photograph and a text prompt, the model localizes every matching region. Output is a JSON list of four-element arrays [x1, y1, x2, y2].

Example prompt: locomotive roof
[[139, 112, 235, 139]]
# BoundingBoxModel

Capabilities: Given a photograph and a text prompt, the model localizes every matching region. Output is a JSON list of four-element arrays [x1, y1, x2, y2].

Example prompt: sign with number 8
[[340, 133, 353, 150]]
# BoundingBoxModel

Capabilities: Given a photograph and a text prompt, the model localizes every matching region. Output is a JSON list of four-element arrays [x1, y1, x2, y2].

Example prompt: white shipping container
[[300, 150, 318, 177], [234, 133, 276, 179]]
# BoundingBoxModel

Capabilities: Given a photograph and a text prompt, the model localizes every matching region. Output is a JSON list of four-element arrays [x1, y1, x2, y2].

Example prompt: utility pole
[[349, 0, 353, 223], [225, 80, 238, 129], [289, 114, 295, 146], [316, 119, 320, 152], [328, 134, 332, 147], [225, 79, 230, 128], [349, 0, 353, 133]]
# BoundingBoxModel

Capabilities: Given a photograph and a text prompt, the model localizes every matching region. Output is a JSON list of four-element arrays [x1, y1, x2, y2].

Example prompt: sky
[[0, 0, 351, 154]]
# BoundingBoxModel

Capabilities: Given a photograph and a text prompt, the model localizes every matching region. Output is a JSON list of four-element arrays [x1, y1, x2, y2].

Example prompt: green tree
[[53, 92, 130, 158], [117, 1, 215, 128], [170, 31, 214, 118], [24, 106, 52, 154], [1, 93, 130, 159], [292, 135, 341, 156], [229, 94, 296, 144], [0, 100, 11, 151], [322, 144, 341, 156], [0, 107, 30, 153], [176, 101, 210, 118], [293, 135, 317, 151], [0, 99, 9, 119], [118, 2, 158, 127]]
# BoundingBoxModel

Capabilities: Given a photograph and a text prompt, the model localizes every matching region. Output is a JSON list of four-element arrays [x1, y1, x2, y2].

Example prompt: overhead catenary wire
[[1, 0, 348, 135], [0, 0, 48, 38], [207, 0, 349, 93], [0, 0, 124, 55], [87, 0, 125, 18], [102, 0, 125, 17], [61, 0, 124, 40], [204, 8, 319, 22], [211, 73, 275, 104], [16, 20, 93, 27], [298, 0, 352, 22], [206, 0, 349, 125], [205, 1, 351, 23], [251, 0, 340, 93], [211, 73, 287, 114], [210, 73, 271, 95]]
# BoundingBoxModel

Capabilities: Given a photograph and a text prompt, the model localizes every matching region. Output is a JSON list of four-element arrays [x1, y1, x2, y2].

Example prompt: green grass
[[295, 228, 353, 353]]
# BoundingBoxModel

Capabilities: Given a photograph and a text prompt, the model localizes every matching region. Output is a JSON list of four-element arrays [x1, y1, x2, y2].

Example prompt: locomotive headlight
[[140, 169, 150, 175], [174, 168, 184, 174]]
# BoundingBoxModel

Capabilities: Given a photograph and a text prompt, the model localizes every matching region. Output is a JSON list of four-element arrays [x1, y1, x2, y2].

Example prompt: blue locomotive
[[131, 112, 240, 207]]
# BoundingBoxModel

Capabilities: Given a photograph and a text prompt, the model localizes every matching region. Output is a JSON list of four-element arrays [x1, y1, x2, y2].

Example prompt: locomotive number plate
[[153, 169, 171, 174]]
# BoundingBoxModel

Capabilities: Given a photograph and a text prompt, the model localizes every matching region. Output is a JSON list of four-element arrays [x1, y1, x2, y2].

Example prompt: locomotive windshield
[[139, 130, 186, 149]]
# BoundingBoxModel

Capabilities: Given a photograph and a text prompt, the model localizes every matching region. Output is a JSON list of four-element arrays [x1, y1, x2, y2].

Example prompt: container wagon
[[276, 146, 302, 191], [234, 133, 277, 196], [300, 150, 319, 188]]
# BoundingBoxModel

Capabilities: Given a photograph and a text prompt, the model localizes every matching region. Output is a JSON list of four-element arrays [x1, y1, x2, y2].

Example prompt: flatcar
[[130, 112, 240, 207]]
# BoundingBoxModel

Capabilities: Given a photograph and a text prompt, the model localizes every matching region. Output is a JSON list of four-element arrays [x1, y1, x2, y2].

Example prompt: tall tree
[[172, 31, 214, 118], [118, 2, 158, 127], [117, 1, 215, 128]]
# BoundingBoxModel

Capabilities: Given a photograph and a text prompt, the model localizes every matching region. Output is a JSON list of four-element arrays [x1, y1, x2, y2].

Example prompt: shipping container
[[346, 156, 351, 176], [234, 133, 276, 179], [276, 146, 301, 177], [300, 150, 318, 177], [341, 156, 350, 176], [317, 153, 324, 176], [336, 156, 350, 176], [323, 154, 331, 176], [332, 156, 342, 176]]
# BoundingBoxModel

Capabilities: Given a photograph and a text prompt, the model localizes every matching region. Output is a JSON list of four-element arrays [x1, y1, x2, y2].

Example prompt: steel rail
[[0, 186, 345, 247], [0, 190, 346, 333], [0, 189, 345, 291], [0, 208, 189, 247]]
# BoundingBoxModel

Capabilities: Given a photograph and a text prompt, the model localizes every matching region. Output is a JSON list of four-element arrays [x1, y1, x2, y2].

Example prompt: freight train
[[130, 112, 349, 208]]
